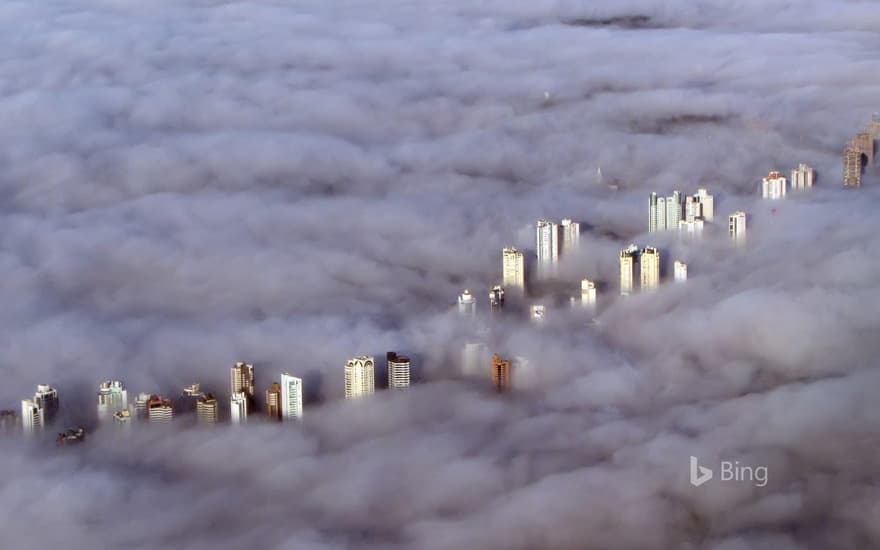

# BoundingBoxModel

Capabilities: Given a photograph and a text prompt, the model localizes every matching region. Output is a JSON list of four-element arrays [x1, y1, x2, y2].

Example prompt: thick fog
[[1, 0, 880, 548]]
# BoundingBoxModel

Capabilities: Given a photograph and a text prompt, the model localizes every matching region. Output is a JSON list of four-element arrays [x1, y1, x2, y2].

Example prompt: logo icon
[[690, 455, 713, 487]]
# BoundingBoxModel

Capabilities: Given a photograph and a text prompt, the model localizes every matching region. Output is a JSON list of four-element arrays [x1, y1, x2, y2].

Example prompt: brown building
[[491, 354, 512, 393], [196, 394, 219, 425], [266, 382, 282, 421]]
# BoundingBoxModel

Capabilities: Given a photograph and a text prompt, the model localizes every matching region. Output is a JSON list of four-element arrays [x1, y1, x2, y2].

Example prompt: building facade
[[560, 218, 580, 255], [196, 394, 219, 424], [502, 247, 525, 293], [386, 352, 411, 389], [729, 211, 747, 242], [640, 247, 661, 291], [491, 354, 512, 393], [266, 382, 282, 421], [619, 244, 639, 296], [762, 172, 787, 199], [96, 380, 128, 423], [280, 373, 303, 419], [344, 356, 375, 399], [230, 392, 248, 424], [457, 289, 476, 316], [674, 261, 688, 282], [535, 219, 559, 277], [791, 163, 814, 189]]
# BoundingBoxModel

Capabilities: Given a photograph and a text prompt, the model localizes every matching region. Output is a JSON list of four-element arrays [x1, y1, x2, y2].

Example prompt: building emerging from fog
[[560, 218, 580, 255], [457, 289, 476, 317], [535, 219, 560, 278], [791, 163, 814, 189], [619, 244, 639, 296], [230, 392, 248, 424], [280, 373, 303, 419], [386, 352, 411, 390], [640, 247, 661, 292], [579, 279, 597, 307], [491, 354, 512, 393], [344, 356, 375, 399], [729, 211, 747, 243], [502, 247, 525, 294], [693, 188, 714, 221], [489, 285, 505, 313], [33, 384, 59, 426], [762, 171, 787, 199], [196, 394, 219, 425], [97, 380, 128, 423], [266, 382, 282, 421], [674, 261, 688, 282], [530, 304, 546, 322], [231, 362, 256, 408], [650, 191, 686, 231], [20, 400, 43, 434], [146, 395, 173, 423]]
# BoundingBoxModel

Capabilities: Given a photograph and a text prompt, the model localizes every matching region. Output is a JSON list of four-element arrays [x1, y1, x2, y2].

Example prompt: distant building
[[619, 244, 639, 296], [491, 354, 512, 393], [762, 171, 787, 200], [20, 400, 43, 434], [694, 188, 714, 221], [560, 219, 580, 255], [666, 191, 682, 229], [280, 373, 303, 419], [231, 362, 256, 408], [266, 382, 282, 421], [56, 428, 85, 446], [674, 261, 688, 282], [729, 211, 747, 243], [535, 219, 560, 277], [640, 247, 661, 292], [344, 356, 375, 400], [178, 384, 205, 414], [530, 304, 546, 322], [112, 409, 132, 428], [649, 193, 666, 232], [580, 279, 597, 307], [844, 146, 863, 187], [33, 384, 59, 426], [488, 285, 505, 313], [96, 381, 128, 423], [502, 247, 525, 294], [146, 395, 173, 423], [457, 289, 476, 316], [133, 392, 151, 420], [230, 392, 248, 424], [462, 341, 489, 378], [386, 352, 411, 389], [196, 394, 219, 425], [791, 163, 814, 189], [678, 219, 704, 237]]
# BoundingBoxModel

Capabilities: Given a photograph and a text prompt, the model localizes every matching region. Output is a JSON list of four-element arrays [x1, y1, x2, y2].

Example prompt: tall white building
[[674, 261, 688, 282], [535, 219, 559, 277], [640, 247, 660, 292], [20, 400, 43, 434], [694, 188, 714, 221], [230, 392, 248, 424], [344, 356, 375, 399], [580, 279, 597, 307], [501, 247, 525, 294], [762, 171, 787, 199], [791, 163, 814, 190], [666, 191, 682, 229], [33, 384, 59, 426], [386, 352, 411, 389], [678, 218, 705, 237], [489, 285, 505, 313], [729, 211, 747, 243], [457, 289, 476, 316], [97, 380, 128, 423], [649, 193, 666, 232], [280, 373, 303, 420], [560, 219, 580, 255], [619, 244, 639, 296], [684, 195, 699, 223]]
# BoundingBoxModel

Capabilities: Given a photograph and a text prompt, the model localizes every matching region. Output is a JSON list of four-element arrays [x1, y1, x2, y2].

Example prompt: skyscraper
[[560, 218, 580, 254], [649, 193, 661, 232], [762, 171, 787, 199], [791, 164, 814, 190], [491, 354, 512, 393], [146, 395, 173, 423], [694, 188, 714, 221], [134, 392, 151, 420], [96, 381, 128, 423], [580, 279, 597, 307], [535, 219, 559, 277], [386, 352, 411, 390], [502, 247, 525, 294], [729, 211, 747, 243], [488, 285, 505, 313], [280, 373, 303, 419], [344, 356, 375, 399], [196, 394, 219, 425], [674, 261, 688, 282], [457, 289, 476, 316], [20, 400, 43, 434], [230, 392, 248, 424], [33, 384, 59, 426], [640, 247, 660, 292], [230, 362, 256, 406], [619, 244, 639, 296], [266, 382, 282, 421], [666, 191, 682, 229]]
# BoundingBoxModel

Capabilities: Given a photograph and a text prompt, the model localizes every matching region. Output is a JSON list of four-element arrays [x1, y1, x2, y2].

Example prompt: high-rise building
[[694, 188, 714, 221], [502, 247, 525, 293], [684, 195, 699, 223], [457, 289, 476, 316], [530, 304, 546, 322], [560, 219, 580, 254], [230, 362, 256, 406], [535, 219, 559, 277], [33, 384, 59, 426], [674, 261, 688, 282], [97, 381, 128, 423], [230, 392, 248, 424], [20, 400, 43, 434], [619, 244, 639, 296], [762, 171, 787, 200], [729, 211, 747, 243], [649, 193, 664, 232], [146, 395, 173, 423], [491, 354, 512, 393], [280, 373, 303, 419], [678, 219, 704, 237], [791, 163, 814, 190], [640, 247, 660, 292], [344, 356, 375, 400], [266, 382, 282, 421], [134, 392, 151, 420], [666, 191, 682, 229], [488, 285, 505, 313], [196, 394, 219, 425], [580, 279, 597, 307], [386, 352, 411, 390]]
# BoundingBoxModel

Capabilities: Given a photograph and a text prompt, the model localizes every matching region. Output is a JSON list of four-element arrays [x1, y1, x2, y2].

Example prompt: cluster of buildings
[[4, 354, 413, 439]]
